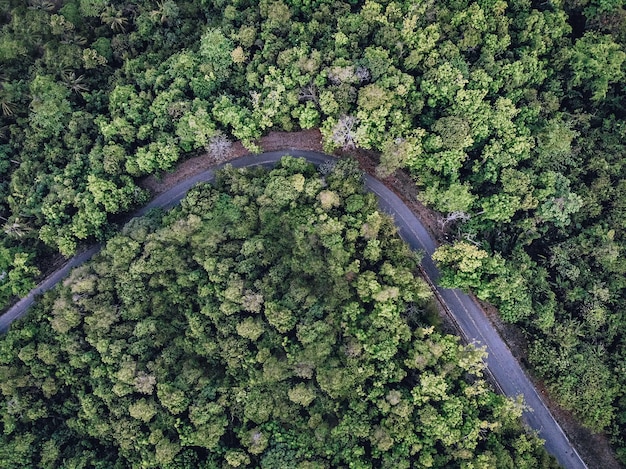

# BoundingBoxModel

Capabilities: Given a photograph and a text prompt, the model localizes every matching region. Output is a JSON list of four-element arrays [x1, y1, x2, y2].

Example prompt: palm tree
[[3, 218, 33, 238], [61, 34, 88, 47], [101, 8, 128, 33], [28, 0, 55, 12], [0, 94, 15, 117], [0, 73, 15, 117], [62, 71, 89, 94], [149, 0, 179, 26]]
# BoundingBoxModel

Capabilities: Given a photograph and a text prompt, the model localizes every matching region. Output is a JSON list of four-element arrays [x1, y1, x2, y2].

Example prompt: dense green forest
[[0, 159, 559, 467], [1, 0, 626, 463]]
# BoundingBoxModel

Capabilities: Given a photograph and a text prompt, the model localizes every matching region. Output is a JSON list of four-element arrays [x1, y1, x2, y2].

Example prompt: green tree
[[28, 75, 72, 140], [568, 32, 626, 102]]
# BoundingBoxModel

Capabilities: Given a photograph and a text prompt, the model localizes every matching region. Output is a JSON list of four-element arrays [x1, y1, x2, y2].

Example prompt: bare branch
[[438, 211, 471, 230], [298, 83, 318, 104], [206, 132, 232, 163], [331, 115, 359, 150]]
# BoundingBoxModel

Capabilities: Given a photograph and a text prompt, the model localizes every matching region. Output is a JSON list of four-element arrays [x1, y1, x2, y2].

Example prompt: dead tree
[[438, 211, 471, 230], [298, 83, 318, 104], [331, 115, 359, 150], [206, 132, 232, 163]]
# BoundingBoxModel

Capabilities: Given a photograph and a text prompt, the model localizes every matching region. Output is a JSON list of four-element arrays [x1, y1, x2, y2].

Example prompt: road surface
[[0, 150, 587, 469]]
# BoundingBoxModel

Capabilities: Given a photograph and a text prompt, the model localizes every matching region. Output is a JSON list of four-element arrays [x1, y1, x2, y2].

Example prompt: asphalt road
[[0, 150, 587, 469]]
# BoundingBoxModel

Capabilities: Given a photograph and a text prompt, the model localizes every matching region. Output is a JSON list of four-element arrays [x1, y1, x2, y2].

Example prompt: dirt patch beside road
[[141, 129, 324, 195]]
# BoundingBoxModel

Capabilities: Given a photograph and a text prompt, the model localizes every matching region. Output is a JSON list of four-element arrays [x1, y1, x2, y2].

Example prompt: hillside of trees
[[0, 159, 559, 467], [1, 0, 626, 463]]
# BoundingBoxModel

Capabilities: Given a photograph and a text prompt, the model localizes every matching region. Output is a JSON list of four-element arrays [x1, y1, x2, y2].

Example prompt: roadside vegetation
[[0, 159, 558, 467], [1, 0, 625, 463]]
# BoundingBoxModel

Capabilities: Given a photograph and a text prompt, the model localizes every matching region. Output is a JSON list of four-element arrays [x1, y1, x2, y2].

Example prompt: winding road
[[0, 150, 587, 469]]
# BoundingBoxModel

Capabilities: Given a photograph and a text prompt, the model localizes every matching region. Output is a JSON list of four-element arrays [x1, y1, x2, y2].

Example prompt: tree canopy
[[1, 0, 626, 463], [0, 158, 557, 468]]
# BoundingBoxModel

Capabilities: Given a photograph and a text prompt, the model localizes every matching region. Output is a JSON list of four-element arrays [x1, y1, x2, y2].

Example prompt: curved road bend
[[0, 150, 586, 469]]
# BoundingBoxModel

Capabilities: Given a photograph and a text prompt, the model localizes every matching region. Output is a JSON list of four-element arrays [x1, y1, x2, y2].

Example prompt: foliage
[[1, 0, 626, 462], [0, 160, 556, 468]]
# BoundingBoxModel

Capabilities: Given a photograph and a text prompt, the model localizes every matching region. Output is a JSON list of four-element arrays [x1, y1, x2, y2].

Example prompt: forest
[[0, 159, 559, 467], [0, 0, 625, 464]]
